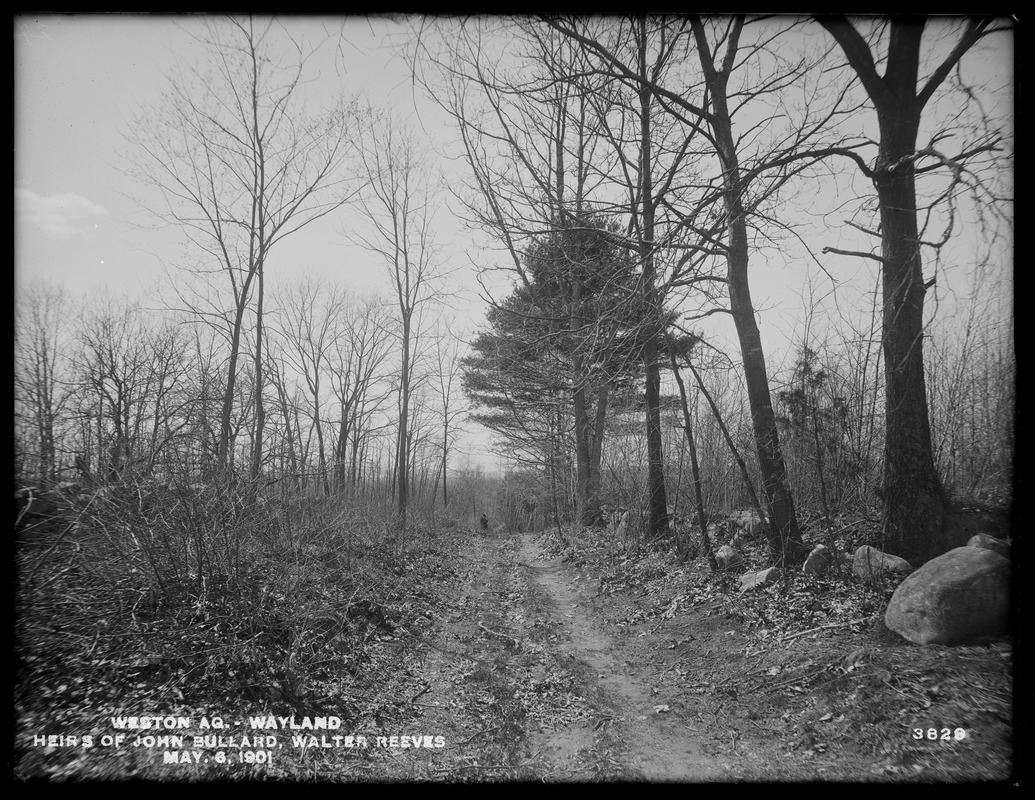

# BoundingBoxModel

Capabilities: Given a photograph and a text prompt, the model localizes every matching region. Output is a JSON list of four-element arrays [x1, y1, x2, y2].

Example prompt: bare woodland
[[15, 16, 1013, 782]]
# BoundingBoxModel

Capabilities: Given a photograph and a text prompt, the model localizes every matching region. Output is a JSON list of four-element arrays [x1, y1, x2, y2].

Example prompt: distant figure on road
[[479, 514, 489, 531]]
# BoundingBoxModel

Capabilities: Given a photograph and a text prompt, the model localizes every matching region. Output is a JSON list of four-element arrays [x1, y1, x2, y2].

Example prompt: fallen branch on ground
[[477, 622, 520, 649], [779, 616, 877, 643]]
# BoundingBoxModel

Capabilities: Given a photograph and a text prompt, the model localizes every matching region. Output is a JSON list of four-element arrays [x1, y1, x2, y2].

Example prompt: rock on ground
[[967, 533, 1010, 559], [738, 567, 781, 594], [715, 545, 743, 572], [852, 545, 912, 584], [884, 546, 1010, 646], [802, 544, 836, 577]]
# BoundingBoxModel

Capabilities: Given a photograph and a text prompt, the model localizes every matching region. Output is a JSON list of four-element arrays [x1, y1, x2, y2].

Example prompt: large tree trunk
[[571, 382, 607, 528], [570, 271, 599, 528], [637, 48, 669, 538], [572, 382, 595, 527], [874, 99, 948, 563], [586, 384, 608, 522]]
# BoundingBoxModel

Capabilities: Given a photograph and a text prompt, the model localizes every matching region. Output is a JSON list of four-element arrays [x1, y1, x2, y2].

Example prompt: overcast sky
[[14, 15, 464, 296], [13, 13, 497, 466], [14, 14, 1014, 473]]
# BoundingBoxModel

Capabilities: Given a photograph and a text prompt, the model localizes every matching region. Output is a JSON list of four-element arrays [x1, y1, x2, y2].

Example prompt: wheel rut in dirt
[[513, 532, 719, 782], [399, 529, 721, 781]]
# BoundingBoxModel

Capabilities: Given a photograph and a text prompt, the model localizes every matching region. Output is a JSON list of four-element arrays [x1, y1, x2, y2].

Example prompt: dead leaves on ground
[[541, 523, 1013, 782]]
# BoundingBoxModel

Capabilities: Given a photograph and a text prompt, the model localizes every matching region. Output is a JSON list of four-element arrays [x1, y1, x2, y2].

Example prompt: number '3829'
[[912, 728, 967, 740]]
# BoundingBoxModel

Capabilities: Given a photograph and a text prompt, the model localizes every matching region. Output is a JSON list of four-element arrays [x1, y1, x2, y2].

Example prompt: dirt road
[[393, 530, 727, 782]]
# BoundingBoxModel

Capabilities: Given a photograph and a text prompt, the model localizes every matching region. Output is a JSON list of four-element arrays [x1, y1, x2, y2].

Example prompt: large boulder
[[715, 545, 743, 572], [967, 533, 1010, 560], [885, 546, 1010, 645], [852, 545, 913, 584], [738, 567, 782, 594], [802, 544, 836, 577]]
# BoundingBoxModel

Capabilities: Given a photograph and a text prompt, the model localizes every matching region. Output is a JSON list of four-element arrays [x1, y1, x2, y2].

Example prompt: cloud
[[15, 187, 108, 239]]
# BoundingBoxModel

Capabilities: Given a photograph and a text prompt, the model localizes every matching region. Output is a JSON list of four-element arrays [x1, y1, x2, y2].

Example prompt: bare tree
[[179, 326, 226, 480], [125, 16, 359, 477], [73, 296, 151, 481], [330, 292, 396, 495], [665, 332, 717, 568], [70, 294, 194, 483], [264, 350, 302, 494], [541, 16, 835, 560], [818, 15, 1011, 562], [272, 277, 349, 495], [15, 282, 72, 488], [428, 322, 470, 508], [413, 19, 686, 533], [135, 319, 194, 479], [346, 104, 447, 525], [926, 270, 1013, 501]]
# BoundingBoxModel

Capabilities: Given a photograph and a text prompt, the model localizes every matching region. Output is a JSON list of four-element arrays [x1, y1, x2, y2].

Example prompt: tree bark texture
[[872, 81, 948, 563]]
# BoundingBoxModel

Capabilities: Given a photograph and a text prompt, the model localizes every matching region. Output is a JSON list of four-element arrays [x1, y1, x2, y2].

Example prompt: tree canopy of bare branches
[[125, 16, 360, 475]]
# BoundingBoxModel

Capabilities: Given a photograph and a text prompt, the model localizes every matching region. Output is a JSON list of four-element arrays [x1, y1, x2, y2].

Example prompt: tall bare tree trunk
[[397, 316, 411, 526], [692, 19, 804, 563], [637, 28, 669, 538]]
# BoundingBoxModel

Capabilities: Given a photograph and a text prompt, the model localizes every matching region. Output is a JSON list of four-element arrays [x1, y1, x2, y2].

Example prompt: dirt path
[[513, 533, 722, 781], [390, 529, 726, 782]]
